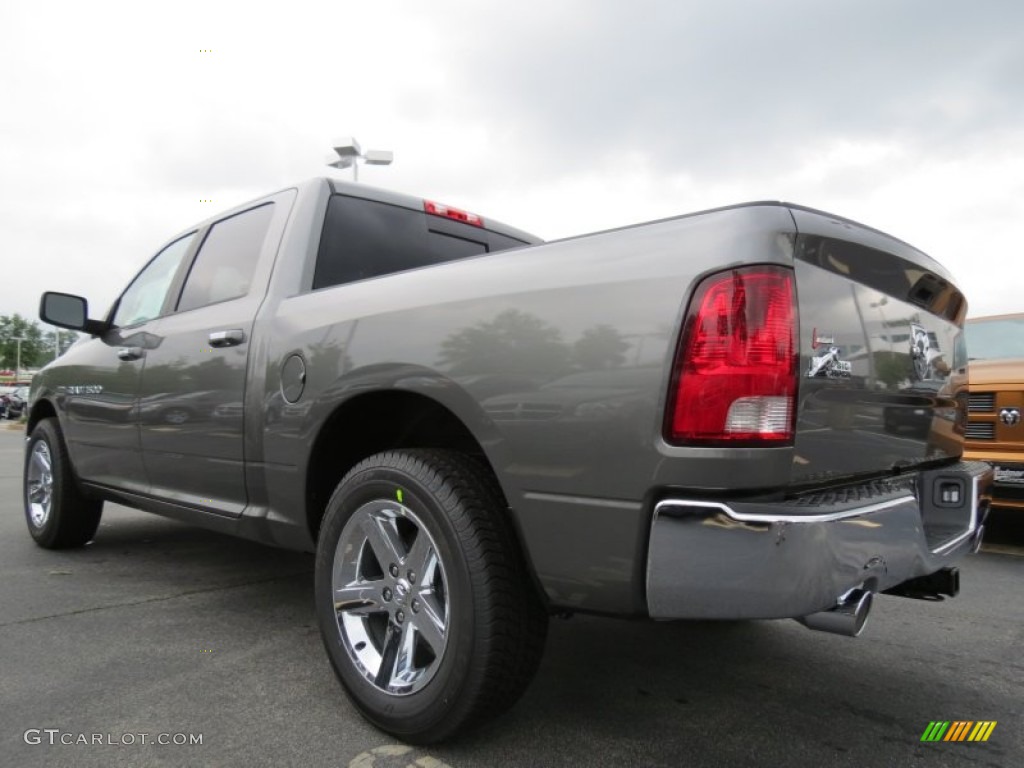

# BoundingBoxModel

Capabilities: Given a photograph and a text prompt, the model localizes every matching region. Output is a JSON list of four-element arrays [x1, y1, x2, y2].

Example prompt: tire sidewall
[[315, 461, 479, 736]]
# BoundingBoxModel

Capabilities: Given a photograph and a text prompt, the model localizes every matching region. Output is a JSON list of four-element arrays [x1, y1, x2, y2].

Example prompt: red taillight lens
[[667, 265, 797, 445], [424, 200, 484, 227]]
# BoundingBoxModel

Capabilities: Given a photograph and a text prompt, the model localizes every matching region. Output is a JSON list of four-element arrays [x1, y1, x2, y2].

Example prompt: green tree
[[0, 314, 47, 370]]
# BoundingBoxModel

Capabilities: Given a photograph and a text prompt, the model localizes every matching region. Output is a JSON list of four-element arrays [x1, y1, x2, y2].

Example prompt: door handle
[[208, 330, 246, 348], [117, 346, 144, 361]]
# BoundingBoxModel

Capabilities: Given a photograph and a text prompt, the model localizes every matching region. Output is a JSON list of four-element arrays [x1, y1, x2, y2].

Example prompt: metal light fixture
[[327, 137, 394, 182]]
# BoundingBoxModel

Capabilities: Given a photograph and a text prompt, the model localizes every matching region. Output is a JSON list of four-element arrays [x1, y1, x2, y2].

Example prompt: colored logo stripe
[[968, 722, 997, 742], [921, 721, 996, 742], [945, 721, 972, 741]]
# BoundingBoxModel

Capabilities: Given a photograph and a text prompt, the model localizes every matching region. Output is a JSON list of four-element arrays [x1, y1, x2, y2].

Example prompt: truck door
[[137, 200, 284, 517], [61, 233, 199, 493]]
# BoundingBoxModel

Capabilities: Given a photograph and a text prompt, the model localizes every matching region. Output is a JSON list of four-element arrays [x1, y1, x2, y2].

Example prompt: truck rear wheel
[[24, 418, 103, 549], [314, 449, 547, 744]]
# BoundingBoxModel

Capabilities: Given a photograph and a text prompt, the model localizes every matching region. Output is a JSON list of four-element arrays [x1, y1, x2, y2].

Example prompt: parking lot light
[[327, 137, 393, 182]]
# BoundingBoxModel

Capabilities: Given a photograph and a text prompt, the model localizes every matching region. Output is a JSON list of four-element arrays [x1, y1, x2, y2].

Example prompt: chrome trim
[[653, 495, 915, 525], [971, 525, 985, 554], [796, 588, 873, 637], [965, 422, 995, 440], [967, 392, 994, 412], [524, 492, 644, 511], [208, 329, 246, 348], [646, 462, 992, 622]]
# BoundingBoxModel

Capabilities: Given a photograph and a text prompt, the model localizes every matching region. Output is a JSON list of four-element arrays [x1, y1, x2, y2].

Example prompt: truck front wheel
[[24, 418, 103, 549], [314, 449, 547, 744]]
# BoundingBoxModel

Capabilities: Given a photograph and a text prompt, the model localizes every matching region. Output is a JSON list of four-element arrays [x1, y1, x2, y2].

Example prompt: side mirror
[[39, 292, 106, 335]]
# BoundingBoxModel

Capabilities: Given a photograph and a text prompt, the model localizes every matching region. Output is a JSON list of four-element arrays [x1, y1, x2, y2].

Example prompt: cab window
[[112, 233, 196, 328], [313, 195, 526, 290], [177, 204, 275, 312]]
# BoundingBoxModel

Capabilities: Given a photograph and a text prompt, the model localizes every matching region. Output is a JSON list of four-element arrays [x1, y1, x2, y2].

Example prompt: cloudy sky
[[2, 0, 1022, 324]]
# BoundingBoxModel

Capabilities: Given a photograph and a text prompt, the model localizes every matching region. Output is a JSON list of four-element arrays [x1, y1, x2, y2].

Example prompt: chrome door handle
[[208, 330, 246, 348], [117, 346, 144, 361]]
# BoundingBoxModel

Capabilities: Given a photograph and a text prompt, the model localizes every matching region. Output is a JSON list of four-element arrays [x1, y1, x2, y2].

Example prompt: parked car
[[964, 313, 1024, 510], [24, 178, 992, 743], [1, 386, 26, 419]]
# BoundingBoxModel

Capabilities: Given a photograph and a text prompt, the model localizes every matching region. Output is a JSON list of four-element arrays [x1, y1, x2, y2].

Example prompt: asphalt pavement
[[0, 425, 1021, 767]]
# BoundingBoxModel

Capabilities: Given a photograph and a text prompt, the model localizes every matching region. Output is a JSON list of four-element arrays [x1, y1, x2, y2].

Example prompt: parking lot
[[1, 425, 1020, 767]]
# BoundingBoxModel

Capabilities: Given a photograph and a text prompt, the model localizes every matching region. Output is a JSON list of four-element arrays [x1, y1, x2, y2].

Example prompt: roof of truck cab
[[171, 177, 542, 246]]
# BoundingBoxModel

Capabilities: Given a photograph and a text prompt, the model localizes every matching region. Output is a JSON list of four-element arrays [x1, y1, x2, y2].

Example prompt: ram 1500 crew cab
[[24, 178, 992, 742]]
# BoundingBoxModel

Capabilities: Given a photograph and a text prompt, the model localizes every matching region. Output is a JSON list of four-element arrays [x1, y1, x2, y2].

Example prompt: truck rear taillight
[[667, 265, 797, 445], [424, 200, 484, 227]]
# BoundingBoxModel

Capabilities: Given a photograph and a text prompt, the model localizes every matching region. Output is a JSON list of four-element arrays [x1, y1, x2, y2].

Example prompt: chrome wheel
[[332, 499, 450, 695], [26, 441, 54, 528]]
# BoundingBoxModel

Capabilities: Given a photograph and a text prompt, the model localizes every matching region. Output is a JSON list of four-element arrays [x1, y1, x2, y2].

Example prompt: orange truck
[[965, 313, 1024, 509]]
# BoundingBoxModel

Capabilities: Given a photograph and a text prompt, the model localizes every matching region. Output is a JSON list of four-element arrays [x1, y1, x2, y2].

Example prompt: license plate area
[[993, 464, 1024, 486]]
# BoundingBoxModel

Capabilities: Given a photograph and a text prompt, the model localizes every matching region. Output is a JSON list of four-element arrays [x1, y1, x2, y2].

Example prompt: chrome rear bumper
[[646, 461, 993, 621]]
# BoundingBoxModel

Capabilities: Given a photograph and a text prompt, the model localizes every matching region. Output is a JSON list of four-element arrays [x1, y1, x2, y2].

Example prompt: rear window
[[313, 195, 527, 290]]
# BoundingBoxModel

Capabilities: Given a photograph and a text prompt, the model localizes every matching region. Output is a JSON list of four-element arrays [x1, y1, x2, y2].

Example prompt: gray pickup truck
[[25, 178, 992, 742]]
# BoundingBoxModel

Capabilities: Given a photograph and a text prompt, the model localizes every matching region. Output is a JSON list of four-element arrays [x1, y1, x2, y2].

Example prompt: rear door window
[[313, 195, 526, 290], [177, 203, 275, 312]]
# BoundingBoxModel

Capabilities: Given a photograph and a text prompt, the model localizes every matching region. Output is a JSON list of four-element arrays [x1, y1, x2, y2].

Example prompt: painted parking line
[[349, 744, 452, 768]]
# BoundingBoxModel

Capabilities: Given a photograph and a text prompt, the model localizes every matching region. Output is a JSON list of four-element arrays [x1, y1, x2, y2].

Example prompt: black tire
[[314, 449, 548, 744], [24, 418, 103, 549]]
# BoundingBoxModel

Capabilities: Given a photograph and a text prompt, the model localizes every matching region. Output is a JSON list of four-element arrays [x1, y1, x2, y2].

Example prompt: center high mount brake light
[[424, 200, 484, 227]]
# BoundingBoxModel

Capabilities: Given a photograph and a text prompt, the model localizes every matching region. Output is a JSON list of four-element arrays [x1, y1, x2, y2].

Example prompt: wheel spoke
[[374, 623, 401, 689], [334, 583, 382, 616], [34, 449, 52, 475], [361, 514, 405, 570], [392, 621, 419, 685], [415, 591, 446, 654], [27, 482, 46, 504], [403, 529, 435, 578]]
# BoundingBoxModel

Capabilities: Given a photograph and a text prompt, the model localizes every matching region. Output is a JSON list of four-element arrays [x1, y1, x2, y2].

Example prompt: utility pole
[[14, 336, 25, 383]]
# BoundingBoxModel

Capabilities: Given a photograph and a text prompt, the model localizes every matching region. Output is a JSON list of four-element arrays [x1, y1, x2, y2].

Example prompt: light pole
[[13, 336, 25, 384], [326, 137, 393, 182], [870, 297, 892, 352]]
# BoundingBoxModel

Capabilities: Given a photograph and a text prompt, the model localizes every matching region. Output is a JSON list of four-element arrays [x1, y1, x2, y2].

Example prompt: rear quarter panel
[[260, 204, 799, 614]]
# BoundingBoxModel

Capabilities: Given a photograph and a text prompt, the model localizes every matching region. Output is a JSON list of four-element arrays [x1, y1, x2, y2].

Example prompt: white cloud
[[2, 0, 1022, 323]]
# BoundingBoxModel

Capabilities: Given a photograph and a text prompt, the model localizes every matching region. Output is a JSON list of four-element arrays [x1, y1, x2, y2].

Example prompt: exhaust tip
[[797, 589, 873, 637]]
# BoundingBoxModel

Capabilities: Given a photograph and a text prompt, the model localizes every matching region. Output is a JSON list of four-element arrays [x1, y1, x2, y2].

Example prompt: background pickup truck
[[963, 312, 1024, 509], [25, 178, 992, 743]]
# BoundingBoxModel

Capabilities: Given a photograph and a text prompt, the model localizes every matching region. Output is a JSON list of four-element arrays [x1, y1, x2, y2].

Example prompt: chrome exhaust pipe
[[796, 588, 873, 637]]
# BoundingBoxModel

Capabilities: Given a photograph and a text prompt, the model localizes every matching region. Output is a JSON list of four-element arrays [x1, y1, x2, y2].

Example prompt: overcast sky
[[2, 0, 1022, 325]]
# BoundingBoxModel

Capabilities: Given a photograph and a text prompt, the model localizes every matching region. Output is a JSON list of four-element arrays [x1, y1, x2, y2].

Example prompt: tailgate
[[788, 207, 968, 487]]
